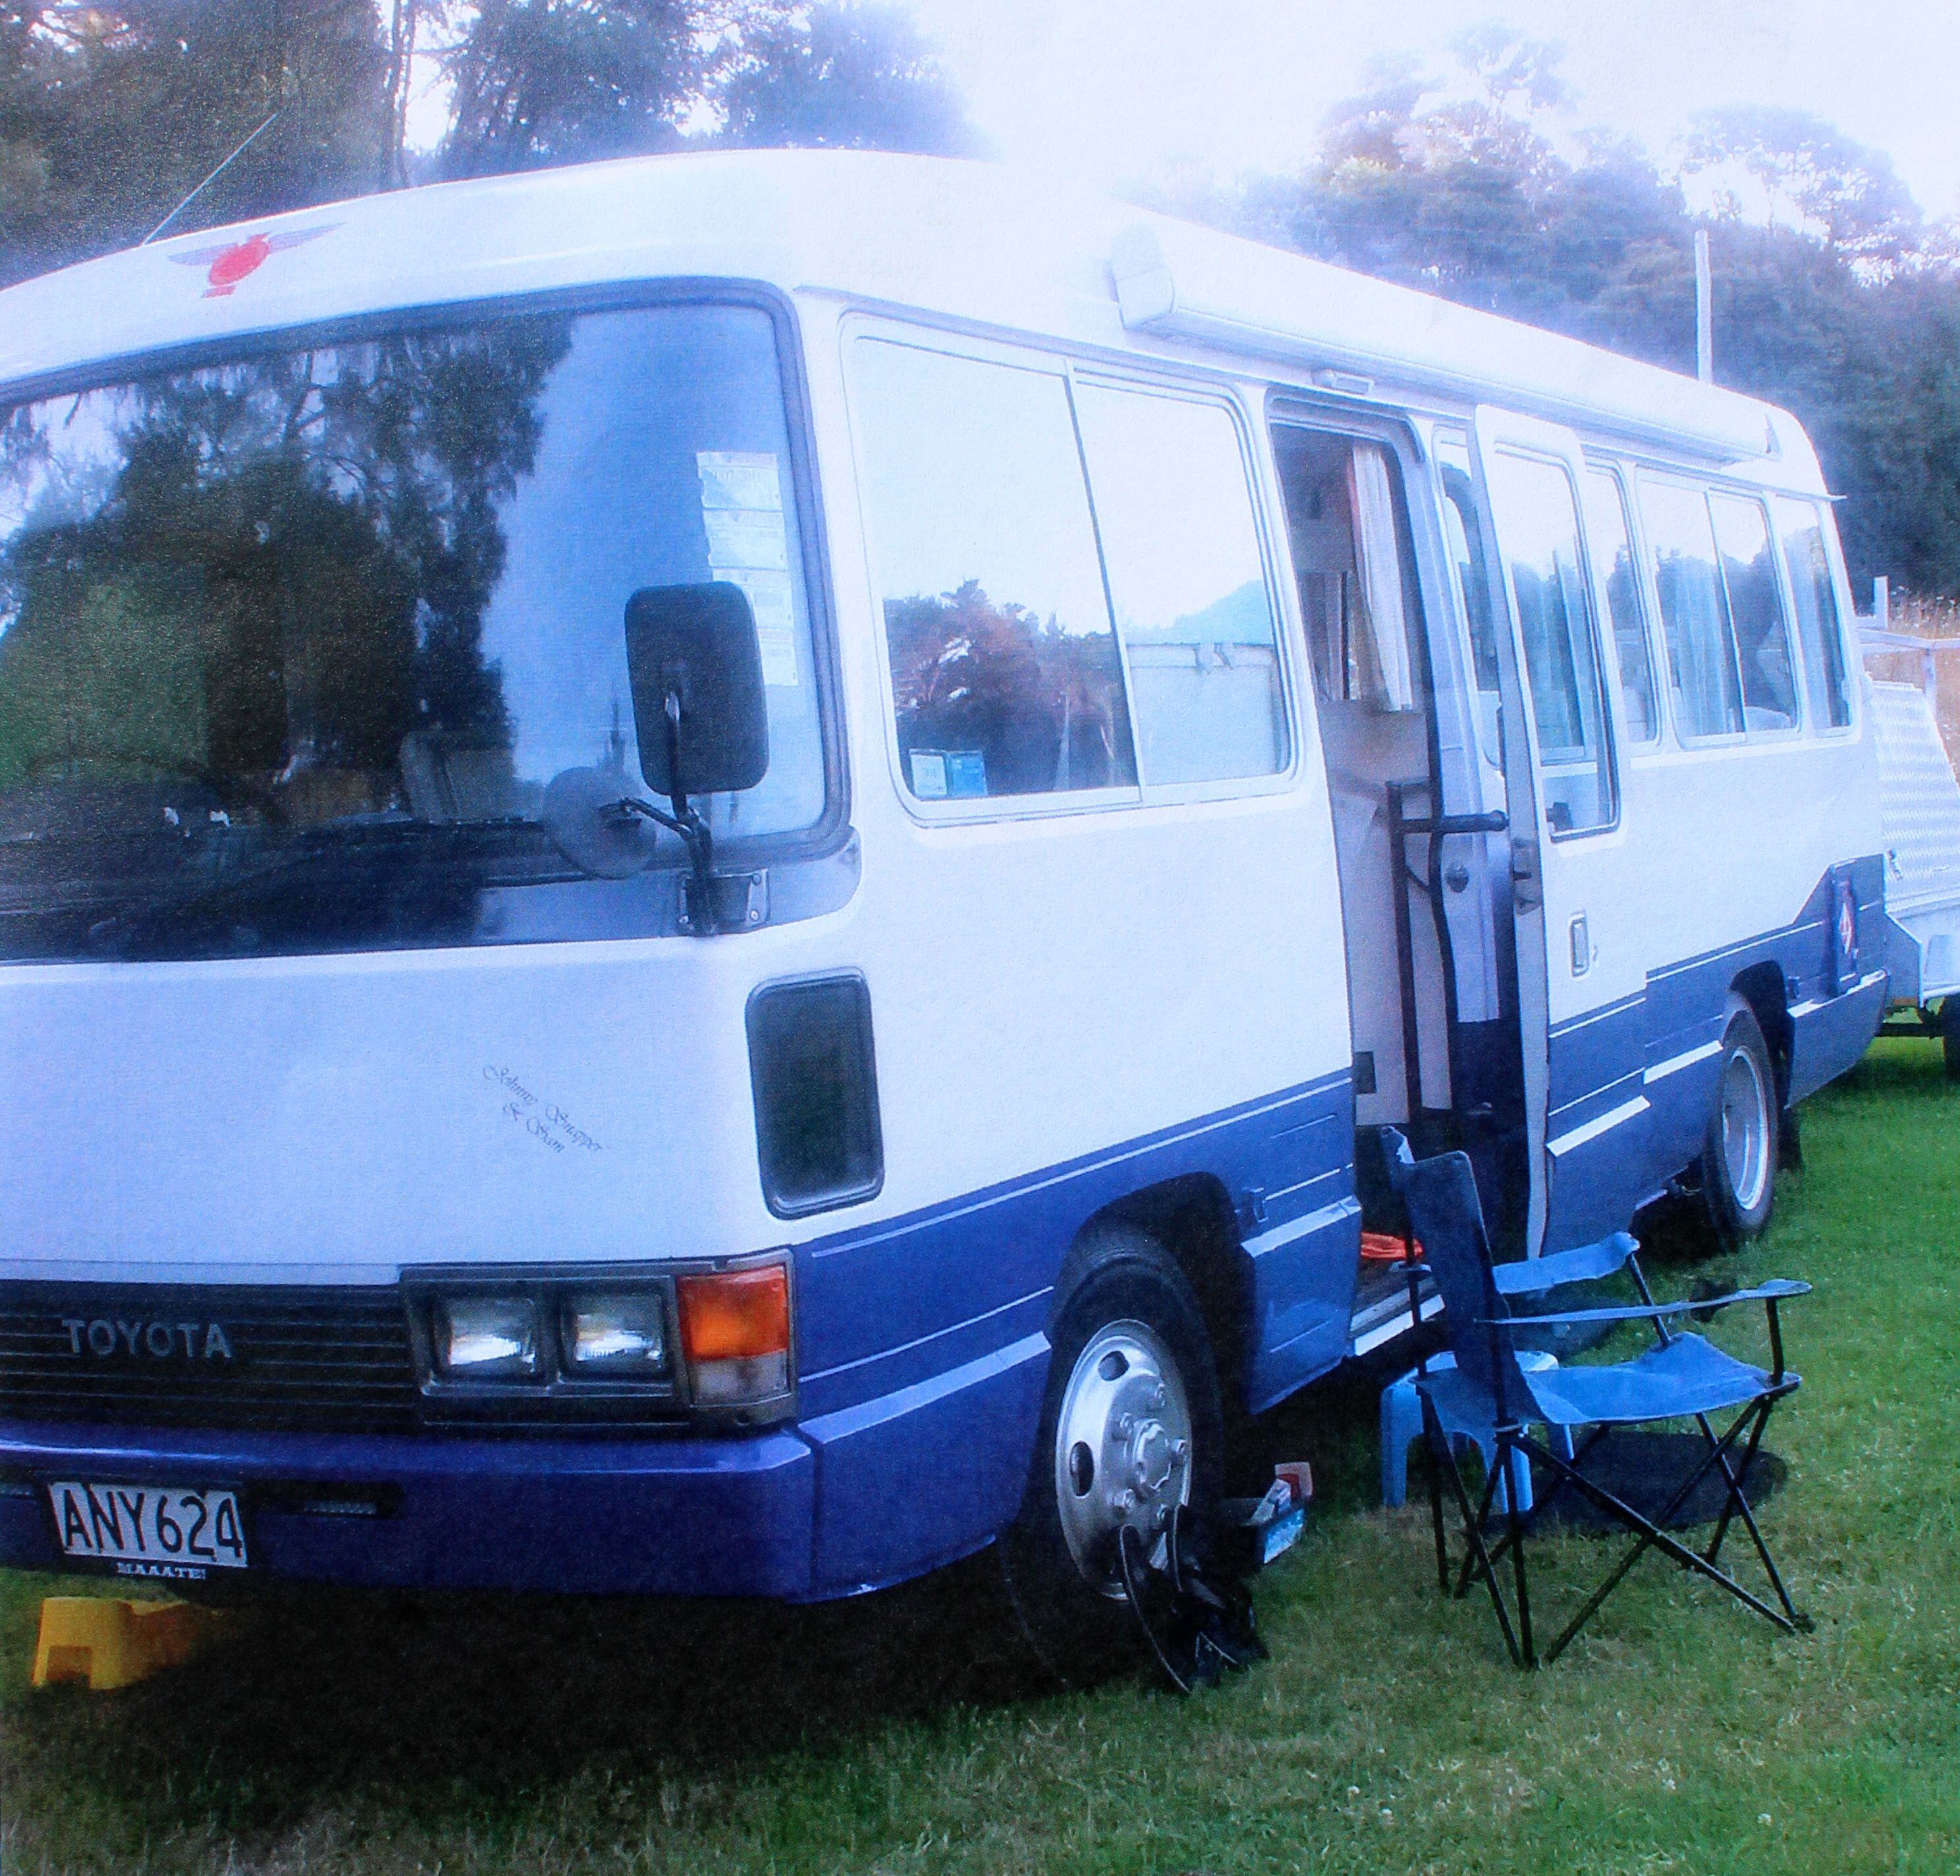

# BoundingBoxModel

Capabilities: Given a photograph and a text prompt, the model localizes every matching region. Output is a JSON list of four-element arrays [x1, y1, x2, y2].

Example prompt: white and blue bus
[[0, 153, 1885, 1674]]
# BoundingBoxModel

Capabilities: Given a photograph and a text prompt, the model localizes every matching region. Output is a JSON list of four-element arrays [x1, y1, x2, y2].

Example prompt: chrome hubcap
[[1054, 1320, 1193, 1596], [1721, 1045, 1770, 1214]]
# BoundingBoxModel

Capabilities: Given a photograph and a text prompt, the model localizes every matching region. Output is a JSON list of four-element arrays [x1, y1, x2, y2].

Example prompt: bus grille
[[0, 1284, 420, 1436]]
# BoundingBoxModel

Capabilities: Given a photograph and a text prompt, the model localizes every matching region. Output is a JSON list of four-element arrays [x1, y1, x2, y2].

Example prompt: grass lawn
[[2, 1040, 1956, 1875]]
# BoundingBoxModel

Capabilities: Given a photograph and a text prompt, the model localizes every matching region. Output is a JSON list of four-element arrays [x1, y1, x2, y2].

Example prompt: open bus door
[[1467, 408, 1650, 1256]]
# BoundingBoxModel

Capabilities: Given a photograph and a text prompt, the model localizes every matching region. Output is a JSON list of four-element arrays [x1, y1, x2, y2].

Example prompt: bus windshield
[[0, 300, 827, 962]]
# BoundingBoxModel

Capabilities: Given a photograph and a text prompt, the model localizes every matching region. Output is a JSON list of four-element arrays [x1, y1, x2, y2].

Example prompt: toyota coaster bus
[[0, 152, 1885, 1676]]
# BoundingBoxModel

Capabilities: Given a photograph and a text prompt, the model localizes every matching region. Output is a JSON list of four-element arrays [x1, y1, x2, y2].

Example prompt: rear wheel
[[1701, 998, 1779, 1246], [1941, 999, 1960, 1082], [998, 1227, 1224, 1685]]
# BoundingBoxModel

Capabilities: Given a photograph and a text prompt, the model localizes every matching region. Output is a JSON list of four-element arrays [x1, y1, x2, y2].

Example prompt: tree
[[1683, 107, 1920, 267], [716, 1, 981, 155], [436, 0, 707, 177], [1447, 20, 1567, 115], [1215, 57, 1960, 600], [0, 1, 390, 288], [377, 0, 427, 186]]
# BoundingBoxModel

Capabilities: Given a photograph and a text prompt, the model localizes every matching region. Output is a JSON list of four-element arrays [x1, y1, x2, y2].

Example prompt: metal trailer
[[1863, 608, 1960, 1076]]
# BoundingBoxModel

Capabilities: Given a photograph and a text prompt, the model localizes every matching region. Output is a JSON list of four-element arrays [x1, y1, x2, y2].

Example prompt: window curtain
[[1346, 443, 1415, 711], [1661, 553, 1737, 735]]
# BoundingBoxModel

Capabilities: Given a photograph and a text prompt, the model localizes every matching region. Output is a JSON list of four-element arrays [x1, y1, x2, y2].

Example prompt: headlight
[[562, 1291, 668, 1376], [432, 1295, 540, 1379]]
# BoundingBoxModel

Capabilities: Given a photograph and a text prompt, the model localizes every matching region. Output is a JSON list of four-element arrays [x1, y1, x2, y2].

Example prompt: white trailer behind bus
[[1861, 622, 1960, 1074]]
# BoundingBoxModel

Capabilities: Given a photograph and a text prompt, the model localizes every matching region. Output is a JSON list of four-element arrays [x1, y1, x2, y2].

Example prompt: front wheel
[[998, 1228, 1224, 1684], [1701, 998, 1779, 1246]]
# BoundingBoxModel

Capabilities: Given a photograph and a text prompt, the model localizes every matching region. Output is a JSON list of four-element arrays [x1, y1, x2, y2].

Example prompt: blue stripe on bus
[[1544, 855, 1886, 1248], [792, 1066, 1358, 1422]]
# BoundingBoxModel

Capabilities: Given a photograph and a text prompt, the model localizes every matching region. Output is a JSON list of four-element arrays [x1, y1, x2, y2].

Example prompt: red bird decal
[[168, 223, 340, 297]]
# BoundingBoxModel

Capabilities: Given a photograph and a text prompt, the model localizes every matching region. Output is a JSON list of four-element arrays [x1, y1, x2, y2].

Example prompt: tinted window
[[852, 343, 1133, 802], [1585, 468, 1659, 743], [1486, 450, 1615, 833], [1641, 478, 1744, 739], [1442, 470, 1501, 697], [1074, 388, 1286, 785], [0, 303, 825, 962], [748, 974, 882, 1217], [1774, 496, 1852, 729], [1433, 435, 1503, 770], [1710, 493, 1799, 731]]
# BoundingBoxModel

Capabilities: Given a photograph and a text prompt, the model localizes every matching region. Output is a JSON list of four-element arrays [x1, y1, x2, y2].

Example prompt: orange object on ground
[[30, 1596, 234, 1692], [1359, 1230, 1422, 1263]]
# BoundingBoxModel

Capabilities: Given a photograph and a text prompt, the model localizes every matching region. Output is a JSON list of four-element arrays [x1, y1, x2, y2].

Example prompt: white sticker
[[697, 451, 782, 514], [696, 450, 797, 684], [717, 567, 799, 688], [703, 507, 790, 572], [909, 750, 948, 799]]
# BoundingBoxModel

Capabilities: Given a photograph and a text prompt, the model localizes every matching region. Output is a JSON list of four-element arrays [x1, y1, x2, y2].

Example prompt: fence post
[[1695, 230, 1713, 385]]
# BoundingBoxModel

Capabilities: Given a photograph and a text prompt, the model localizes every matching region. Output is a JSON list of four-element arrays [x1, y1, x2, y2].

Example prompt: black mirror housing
[[624, 582, 770, 800]]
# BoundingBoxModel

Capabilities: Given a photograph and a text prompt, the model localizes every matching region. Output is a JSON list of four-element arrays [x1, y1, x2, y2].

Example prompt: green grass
[[3, 1041, 1957, 1875]]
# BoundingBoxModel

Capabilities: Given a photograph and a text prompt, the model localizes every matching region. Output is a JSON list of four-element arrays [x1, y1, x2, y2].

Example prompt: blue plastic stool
[[1380, 1350, 1573, 1512]]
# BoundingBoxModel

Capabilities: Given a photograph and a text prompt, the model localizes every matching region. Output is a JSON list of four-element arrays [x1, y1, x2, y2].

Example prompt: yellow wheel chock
[[30, 1596, 236, 1692]]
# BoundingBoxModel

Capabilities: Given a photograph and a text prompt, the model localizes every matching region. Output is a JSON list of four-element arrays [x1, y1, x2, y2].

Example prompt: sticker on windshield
[[718, 568, 798, 686], [697, 451, 782, 514], [703, 507, 788, 571], [697, 451, 798, 686]]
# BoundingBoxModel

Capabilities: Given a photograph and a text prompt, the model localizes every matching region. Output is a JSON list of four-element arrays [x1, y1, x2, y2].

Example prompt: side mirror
[[625, 582, 769, 802]]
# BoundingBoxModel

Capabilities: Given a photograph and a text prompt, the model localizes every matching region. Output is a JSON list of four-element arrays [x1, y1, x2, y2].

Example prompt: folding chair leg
[[1511, 1420, 1610, 1531], [1701, 1404, 1762, 1567], [1500, 1427, 1536, 1669], [1452, 1454, 1508, 1601], [1421, 1394, 1524, 1666], [1525, 1413, 1802, 1663], [1699, 1399, 1809, 1630]]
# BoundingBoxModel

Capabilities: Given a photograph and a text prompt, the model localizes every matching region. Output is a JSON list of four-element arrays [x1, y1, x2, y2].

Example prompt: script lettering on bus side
[[483, 1065, 605, 1158]]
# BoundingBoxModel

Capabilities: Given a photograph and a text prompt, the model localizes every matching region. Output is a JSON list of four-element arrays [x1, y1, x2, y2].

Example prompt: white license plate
[[49, 1481, 249, 1576]]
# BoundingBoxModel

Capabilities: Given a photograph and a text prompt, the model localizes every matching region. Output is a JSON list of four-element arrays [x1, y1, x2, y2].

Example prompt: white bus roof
[[0, 149, 1818, 483]]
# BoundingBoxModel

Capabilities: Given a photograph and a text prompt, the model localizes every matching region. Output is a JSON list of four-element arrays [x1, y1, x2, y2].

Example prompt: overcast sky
[[900, 0, 1960, 221]]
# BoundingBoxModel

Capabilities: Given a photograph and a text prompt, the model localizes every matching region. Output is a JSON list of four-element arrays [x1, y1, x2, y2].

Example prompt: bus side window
[[1710, 493, 1800, 731], [1772, 495, 1853, 730], [1072, 387, 1289, 786], [1640, 476, 1745, 740], [1583, 467, 1660, 744], [1484, 449, 1616, 835], [851, 341, 1135, 803]]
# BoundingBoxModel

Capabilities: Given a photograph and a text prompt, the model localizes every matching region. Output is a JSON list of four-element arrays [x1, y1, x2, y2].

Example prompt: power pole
[[1695, 227, 1713, 384]]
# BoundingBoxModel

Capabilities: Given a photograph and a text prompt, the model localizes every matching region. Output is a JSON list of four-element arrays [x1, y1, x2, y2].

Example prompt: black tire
[[1941, 999, 1960, 1082], [998, 1226, 1224, 1686], [1701, 997, 1780, 1247]]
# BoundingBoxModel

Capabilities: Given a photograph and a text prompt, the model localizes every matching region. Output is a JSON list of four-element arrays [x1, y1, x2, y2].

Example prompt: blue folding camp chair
[[1382, 1130, 1812, 1668]]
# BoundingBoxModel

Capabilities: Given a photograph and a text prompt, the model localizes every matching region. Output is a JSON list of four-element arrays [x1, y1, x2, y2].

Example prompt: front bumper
[[0, 1418, 818, 1598], [0, 1330, 1050, 1599]]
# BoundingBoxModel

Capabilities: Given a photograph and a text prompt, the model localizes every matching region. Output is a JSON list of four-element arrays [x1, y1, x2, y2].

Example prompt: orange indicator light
[[677, 1267, 790, 1364]]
